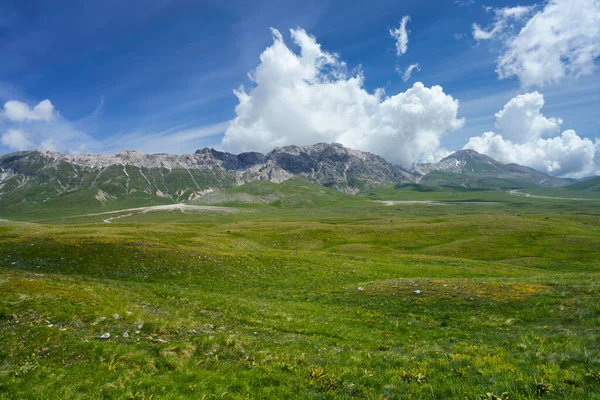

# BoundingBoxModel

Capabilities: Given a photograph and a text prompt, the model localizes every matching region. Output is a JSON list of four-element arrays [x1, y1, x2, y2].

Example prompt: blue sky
[[0, 0, 599, 177]]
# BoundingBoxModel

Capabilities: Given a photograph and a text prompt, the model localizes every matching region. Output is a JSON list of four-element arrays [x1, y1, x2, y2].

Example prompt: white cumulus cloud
[[390, 16, 411, 56], [3, 99, 56, 122], [464, 92, 598, 178], [222, 28, 465, 167], [474, 0, 600, 87], [1, 129, 35, 151], [493, 92, 562, 142]]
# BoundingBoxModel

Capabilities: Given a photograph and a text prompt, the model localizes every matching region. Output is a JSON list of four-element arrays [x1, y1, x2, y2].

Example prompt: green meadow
[[1, 182, 600, 399]]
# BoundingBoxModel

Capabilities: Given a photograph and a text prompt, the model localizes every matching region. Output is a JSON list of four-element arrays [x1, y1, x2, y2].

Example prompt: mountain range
[[0, 143, 586, 216]]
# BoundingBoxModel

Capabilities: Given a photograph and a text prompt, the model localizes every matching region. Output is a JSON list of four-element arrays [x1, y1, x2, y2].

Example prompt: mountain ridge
[[0, 143, 576, 216]]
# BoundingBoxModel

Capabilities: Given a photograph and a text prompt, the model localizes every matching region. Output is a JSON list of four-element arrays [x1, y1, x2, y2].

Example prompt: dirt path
[[507, 190, 592, 201], [83, 204, 243, 223], [102, 213, 134, 223], [375, 200, 500, 205]]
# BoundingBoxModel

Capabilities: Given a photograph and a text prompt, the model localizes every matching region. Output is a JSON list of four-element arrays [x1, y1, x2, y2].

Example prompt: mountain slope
[[564, 176, 600, 192], [413, 150, 568, 189], [191, 179, 360, 207]]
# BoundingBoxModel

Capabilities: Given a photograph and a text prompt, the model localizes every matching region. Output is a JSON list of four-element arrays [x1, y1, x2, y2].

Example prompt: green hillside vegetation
[[365, 183, 509, 202], [419, 170, 545, 190], [192, 179, 363, 208], [1, 187, 600, 398], [0, 188, 176, 221], [0, 151, 243, 219], [565, 176, 600, 192]]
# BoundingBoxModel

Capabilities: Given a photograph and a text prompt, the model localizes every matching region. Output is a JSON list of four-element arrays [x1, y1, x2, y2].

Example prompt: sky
[[0, 0, 599, 178]]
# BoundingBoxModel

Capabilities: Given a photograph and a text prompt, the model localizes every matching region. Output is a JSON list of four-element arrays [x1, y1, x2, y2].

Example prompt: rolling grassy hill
[[191, 179, 364, 208], [1, 188, 600, 398], [1, 144, 598, 398], [565, 176, 600, 192]]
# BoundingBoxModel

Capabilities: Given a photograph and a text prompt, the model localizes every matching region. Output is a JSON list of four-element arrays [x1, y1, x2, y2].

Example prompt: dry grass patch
[[361, 279, 550, 302]]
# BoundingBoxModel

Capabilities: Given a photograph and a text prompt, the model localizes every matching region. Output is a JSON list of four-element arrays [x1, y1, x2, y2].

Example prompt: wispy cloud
[[399, 63, 421, 82], [72, 94, 105, 133], [101, 121, 230, 154], [455, 0, 474, 7], [472, 5, 534, 41], [389, 16, 411, 56]]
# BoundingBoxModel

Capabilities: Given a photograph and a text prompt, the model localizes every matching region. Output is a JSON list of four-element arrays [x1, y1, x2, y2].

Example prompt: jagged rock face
[[195, 149, 266, 170], [268, 149, 318, 174], [267, 143, 414, 191], [0, 143, 414, 208]]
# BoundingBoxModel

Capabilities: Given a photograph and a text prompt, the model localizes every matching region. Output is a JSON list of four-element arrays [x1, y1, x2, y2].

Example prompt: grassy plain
[[1, 183, 600, 399]]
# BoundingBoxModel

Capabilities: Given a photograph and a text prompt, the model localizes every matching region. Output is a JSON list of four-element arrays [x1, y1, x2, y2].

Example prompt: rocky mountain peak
[[448, 149, 480, 157], [412, 148, 568, 188], [440, 149, 497, 163]]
